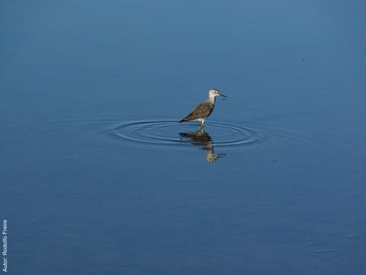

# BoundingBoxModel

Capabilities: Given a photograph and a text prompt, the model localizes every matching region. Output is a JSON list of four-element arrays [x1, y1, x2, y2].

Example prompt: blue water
[[1, 1, 366, 274]]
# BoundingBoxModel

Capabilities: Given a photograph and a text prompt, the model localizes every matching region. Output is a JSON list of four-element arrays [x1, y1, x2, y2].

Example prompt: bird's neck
[[208, 95, 216, 104]]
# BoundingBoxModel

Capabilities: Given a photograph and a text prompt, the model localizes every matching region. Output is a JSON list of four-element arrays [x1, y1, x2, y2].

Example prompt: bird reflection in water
[[179, 128, 225, 162]]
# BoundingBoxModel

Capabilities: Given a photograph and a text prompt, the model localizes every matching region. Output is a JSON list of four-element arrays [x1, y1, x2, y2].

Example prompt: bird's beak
[[220, 93, 228, 100]]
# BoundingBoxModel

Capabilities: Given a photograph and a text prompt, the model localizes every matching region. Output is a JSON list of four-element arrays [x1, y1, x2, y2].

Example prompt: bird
[[179, 88, 228, 128]]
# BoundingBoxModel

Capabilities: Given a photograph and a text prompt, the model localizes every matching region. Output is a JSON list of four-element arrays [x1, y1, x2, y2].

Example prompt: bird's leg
[[200, 121, 204, 129]]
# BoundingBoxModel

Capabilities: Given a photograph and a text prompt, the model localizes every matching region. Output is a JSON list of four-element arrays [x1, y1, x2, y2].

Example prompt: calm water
[[1, 1, 366, 274]]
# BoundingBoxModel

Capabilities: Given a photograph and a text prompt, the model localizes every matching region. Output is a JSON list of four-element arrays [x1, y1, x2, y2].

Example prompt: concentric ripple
[[101, 120, 268, 149]]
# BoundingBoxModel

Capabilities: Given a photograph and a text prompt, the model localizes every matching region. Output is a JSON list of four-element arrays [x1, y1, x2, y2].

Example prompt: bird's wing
[[181, 101, 213, 121]]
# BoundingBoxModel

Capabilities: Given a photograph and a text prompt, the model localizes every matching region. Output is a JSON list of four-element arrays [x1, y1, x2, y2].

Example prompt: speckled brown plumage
[[179, 100, 214, 123]]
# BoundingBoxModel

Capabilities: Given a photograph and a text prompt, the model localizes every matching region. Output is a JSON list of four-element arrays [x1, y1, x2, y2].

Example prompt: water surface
[[1, 1, 366, 274]]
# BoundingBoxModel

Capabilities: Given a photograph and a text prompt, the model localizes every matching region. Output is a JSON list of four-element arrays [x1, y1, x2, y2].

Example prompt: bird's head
[[209, 89, 228, 99]]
